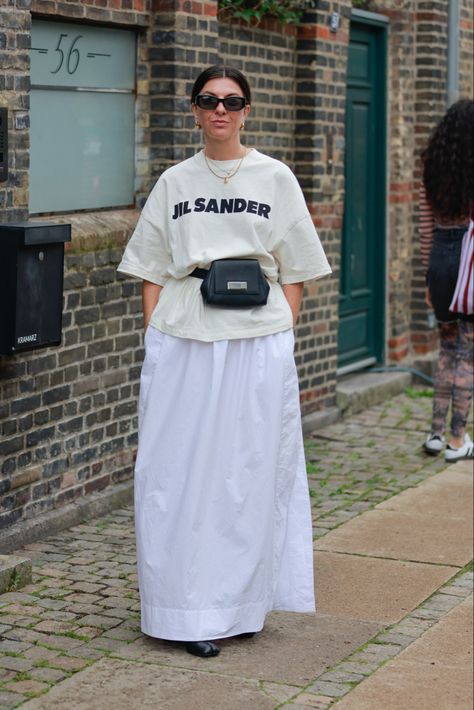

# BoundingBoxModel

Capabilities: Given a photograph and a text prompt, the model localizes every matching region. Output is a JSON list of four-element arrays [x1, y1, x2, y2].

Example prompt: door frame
[[337, 9, 389, 376]]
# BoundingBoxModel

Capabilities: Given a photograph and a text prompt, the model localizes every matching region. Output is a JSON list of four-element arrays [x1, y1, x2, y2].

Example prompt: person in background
[[117, 65, 331, 658], [419, 98, 474, 462]]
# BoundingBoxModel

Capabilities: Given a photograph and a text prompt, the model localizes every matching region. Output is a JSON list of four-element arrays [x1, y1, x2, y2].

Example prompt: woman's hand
[[425, 286, 432, 308], [142, 280, 162, 333], [282, 282, 304, 327]]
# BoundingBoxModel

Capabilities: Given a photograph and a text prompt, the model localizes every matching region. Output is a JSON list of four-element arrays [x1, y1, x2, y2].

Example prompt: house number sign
[[31, 20, 135, 91]]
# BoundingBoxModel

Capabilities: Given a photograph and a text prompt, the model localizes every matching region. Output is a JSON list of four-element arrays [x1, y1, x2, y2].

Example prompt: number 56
[[51, 34, 83, 75]]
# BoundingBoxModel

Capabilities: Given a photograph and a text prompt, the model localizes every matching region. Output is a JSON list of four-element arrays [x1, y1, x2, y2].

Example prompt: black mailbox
[[0, 221, 71, 355]]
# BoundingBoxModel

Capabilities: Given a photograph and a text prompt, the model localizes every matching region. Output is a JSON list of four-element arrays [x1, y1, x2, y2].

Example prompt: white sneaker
[[423, 434, 445, 455], [445, 434, 474, 462]]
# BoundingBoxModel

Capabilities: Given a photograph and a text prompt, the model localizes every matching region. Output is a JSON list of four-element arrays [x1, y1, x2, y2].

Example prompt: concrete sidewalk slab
[[108, 611, 380, 686], [376, 465, 473, 517], [331, 594, 473, 710], [316, 508, 472, 566], [20, 657, 279, 710], [315, 551, 457, 624], [316, 467, 473, 566]]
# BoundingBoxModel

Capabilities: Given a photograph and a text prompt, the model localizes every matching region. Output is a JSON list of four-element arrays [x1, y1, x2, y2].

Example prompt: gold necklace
[[203, 148, 249, 184]]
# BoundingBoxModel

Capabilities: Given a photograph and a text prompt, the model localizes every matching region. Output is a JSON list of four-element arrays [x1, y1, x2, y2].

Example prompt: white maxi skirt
[[135, 326, 315, 641]]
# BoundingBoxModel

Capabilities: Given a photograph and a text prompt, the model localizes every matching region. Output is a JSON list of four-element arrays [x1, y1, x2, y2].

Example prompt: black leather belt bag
[[190, 258, 270, 308]]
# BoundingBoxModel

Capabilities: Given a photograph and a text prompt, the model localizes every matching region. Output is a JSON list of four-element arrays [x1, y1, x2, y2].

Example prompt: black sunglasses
[[195, 94, 246, 111]]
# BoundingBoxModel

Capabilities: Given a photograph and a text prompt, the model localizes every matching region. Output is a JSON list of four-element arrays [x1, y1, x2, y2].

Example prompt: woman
[[118, 65, 331, 658], [420, 98, 473, 462]]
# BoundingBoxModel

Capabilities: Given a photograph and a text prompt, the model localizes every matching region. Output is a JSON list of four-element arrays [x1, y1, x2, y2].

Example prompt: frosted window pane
[[30, 91, 135, 213], [30, 21, 136, 213]]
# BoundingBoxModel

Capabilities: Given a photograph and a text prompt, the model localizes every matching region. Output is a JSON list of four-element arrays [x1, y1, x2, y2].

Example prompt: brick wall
[[293, 2, 351, 412], [410, 0, 449, 356], [459, 0, 474, 98], [0, 214, 140, 529], [147, 0, 219, 181], [0, 0, 30, 223], [219, 19, 297, 164]]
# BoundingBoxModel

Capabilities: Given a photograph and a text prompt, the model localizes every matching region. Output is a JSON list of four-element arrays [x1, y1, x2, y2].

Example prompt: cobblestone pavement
[[0, 388, 472, 708], [306, 389, 449, 538]]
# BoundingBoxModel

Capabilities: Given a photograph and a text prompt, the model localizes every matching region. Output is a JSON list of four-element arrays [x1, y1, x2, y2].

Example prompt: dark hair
[[191, 65, 251, 105], [422, 98, 474, 221]]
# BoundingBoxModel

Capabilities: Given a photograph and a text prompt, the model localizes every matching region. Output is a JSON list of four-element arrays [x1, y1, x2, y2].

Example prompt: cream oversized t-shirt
[[117, 149, 331, 342]]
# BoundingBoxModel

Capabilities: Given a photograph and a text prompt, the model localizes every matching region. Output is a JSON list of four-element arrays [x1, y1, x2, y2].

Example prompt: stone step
[[0, 554, 32, 594]]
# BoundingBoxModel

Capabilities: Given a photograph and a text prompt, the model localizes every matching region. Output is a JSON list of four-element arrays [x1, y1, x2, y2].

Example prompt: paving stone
[[0, 615, 39, 627], [62, 594, 103, 605], [39, 610, 78, 622], [77, 615, 122, 630], [358, 643, 401, 660], [0, 656, 34, 672], [33, 620, 77, 634], [69, 582, 106, 593], [47, 656, 89, 672], [66, 645, 105, 661], [0, 690, 26, 709], [4, 679, 50, 695], [24, 646, 61, 662], [29, 667, 67, 683], [375, 632, 416, 648], [62, 603, 98, 615], [0, 668, 17, 682], [305, 681, 352, 697], [318, 670, 366, 683], [291, 694, 333, 708], [35, 599, 69, 611], [96, 596, 135, 609], [334, 661, 378, 676], [102, 627, 142, 641], [91, 637, 134, 652], [1, 603, 40, 616], [0, 593, 39, 604], [72, 626, 103, 639], [260, 681, 301, 703], [100, 607, 135, 620], [34, 635, 84, 651], [0, 639, 32, 654]]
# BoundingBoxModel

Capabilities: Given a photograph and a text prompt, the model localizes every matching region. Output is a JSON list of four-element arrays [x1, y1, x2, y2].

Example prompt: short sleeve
[[117, 179, 171, 286], [270, 167, 331, 284], [275, 214, 332, 284]]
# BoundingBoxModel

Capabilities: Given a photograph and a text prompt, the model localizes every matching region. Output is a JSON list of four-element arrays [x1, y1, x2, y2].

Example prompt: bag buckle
[[227, 281, 247, 290]]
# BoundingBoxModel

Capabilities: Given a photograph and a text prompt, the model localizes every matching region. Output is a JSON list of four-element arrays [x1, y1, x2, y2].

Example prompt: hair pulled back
[[422, 98, 474, 221], [191, 65, 251, 105]]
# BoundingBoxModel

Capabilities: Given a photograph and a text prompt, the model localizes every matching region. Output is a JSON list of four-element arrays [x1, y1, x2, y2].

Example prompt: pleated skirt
[[135, 325, 315, 641]]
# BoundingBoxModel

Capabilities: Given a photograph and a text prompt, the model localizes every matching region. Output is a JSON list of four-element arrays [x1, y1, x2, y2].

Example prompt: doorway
[[338, 16, 387, 371]]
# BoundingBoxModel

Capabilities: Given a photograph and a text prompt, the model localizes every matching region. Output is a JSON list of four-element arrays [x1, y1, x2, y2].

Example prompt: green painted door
[[338, 20, 386, 370]]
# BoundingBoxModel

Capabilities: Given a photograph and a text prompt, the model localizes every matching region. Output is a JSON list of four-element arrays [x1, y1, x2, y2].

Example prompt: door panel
[[338, 22, 386, 370]]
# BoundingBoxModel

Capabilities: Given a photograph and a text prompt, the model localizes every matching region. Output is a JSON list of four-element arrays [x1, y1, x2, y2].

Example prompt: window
[[30, 20, 136, 213]]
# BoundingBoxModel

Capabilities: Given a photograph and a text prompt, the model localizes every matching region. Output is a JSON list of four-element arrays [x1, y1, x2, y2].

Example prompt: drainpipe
[[447, 0, 460, 106]]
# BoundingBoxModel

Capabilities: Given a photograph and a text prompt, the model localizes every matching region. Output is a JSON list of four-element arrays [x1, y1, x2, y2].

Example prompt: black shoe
[[185, 640, 220, 657]]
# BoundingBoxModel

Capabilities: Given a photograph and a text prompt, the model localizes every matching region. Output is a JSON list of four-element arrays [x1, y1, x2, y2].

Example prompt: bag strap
[[189, 267, 208, 279]]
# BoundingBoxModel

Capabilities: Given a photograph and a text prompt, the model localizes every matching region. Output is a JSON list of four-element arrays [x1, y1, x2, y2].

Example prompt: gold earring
[[195, 122, 201, 129], [240, 122, 245, 130]]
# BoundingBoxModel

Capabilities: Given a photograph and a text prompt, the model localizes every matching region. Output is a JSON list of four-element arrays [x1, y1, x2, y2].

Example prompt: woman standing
[[118, 65, 331, 658], [420, 98, 474, 461]]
